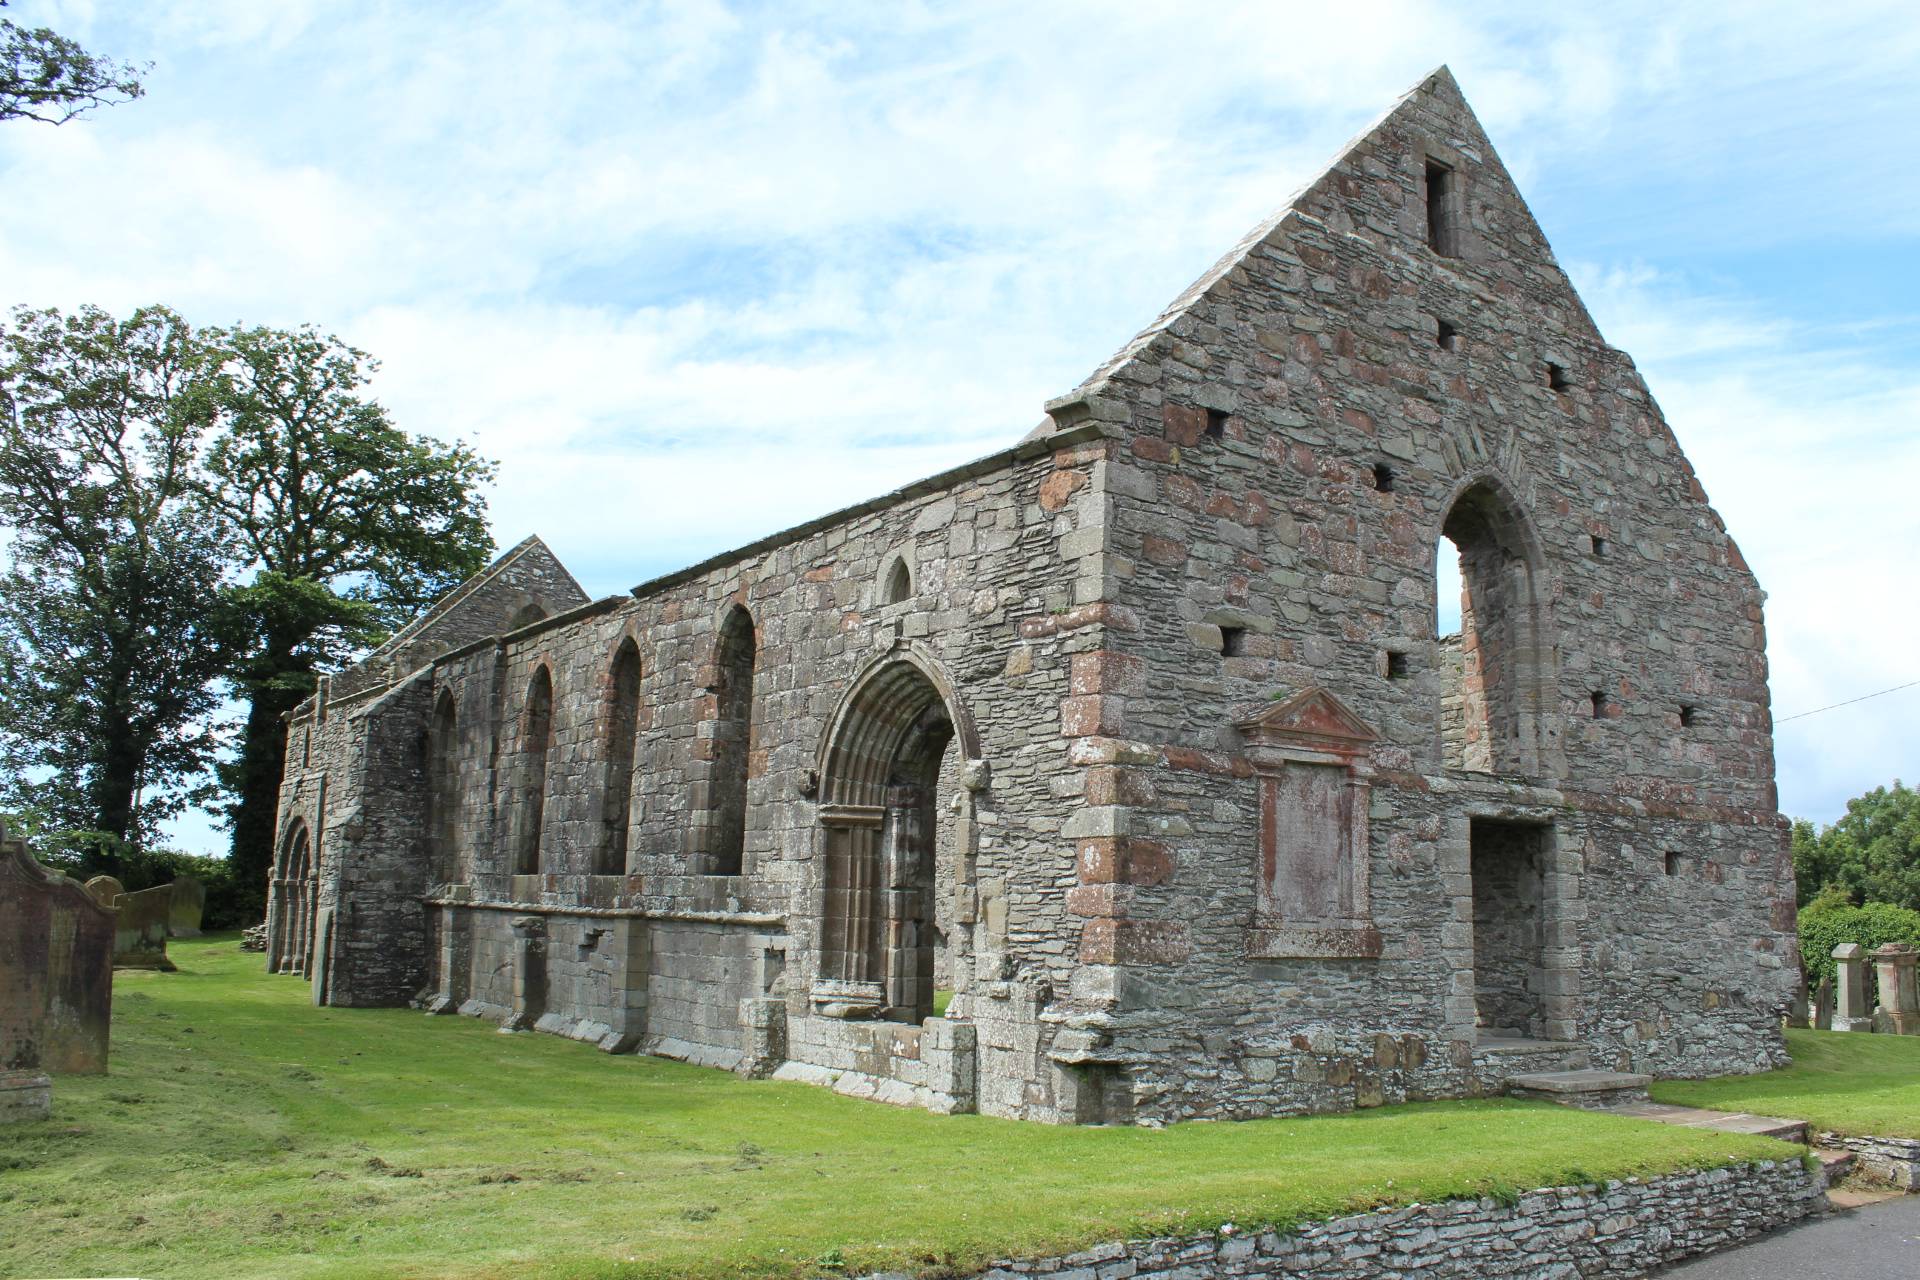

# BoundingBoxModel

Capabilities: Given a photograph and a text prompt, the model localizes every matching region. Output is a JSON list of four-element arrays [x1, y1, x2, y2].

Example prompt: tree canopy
[[0, 4, 145, 125], [0, 305, 235, 870], [0, 304, 496, 906], [1792, 781, 1920, 913]]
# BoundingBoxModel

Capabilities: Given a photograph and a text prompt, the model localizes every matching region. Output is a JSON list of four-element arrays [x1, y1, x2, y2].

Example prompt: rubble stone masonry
[[267, 68, 1794, 1125]]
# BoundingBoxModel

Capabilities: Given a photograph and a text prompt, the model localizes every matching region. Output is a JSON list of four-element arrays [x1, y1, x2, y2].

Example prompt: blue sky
[[3, 2, 1917, 852]]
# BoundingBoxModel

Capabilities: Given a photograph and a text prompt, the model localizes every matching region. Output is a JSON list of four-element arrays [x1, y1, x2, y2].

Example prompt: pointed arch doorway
[[811, 649, 981, 1024]]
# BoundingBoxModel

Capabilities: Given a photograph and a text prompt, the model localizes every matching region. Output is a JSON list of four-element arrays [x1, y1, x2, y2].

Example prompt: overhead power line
[[1776, 678, 1920, 724]]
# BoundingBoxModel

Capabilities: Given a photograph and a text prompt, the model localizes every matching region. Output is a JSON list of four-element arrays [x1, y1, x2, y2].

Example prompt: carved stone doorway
[[1469, 818, 1552, 1040]]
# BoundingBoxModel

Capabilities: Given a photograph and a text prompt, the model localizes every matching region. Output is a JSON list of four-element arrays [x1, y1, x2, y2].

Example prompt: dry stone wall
[[879, 1158, 1823, 1280]]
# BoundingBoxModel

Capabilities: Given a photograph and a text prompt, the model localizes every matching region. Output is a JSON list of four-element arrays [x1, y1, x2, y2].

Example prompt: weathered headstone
[[167, 874, 205, 938], [1, 820, 116, 1124], [84, 874, 125, 907], [112, 884, 176, 971], [1813, 975, 1834, 1031], [1832, 943, 1873, 1033], [1783, 964, 1809, 1029], [1872, 943, 1919, 1036]]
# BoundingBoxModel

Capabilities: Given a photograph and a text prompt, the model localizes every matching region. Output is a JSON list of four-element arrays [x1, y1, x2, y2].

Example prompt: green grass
[[0, 936, 1793, 1280], [1652, 1027, 1920, 1140]]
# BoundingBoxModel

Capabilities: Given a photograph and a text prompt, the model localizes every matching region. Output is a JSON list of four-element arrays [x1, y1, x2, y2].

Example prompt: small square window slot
[[1547, 362, 1571, 393], [1372, 462, 1395, 492], [1590, 690, 1608, 719], [1590, 534, 1608, 557], [1665, 851, 1683, 877], [1679, 705, 1698, 728], [1436, 319, 1459, 351], [1220, 626, 1247, 657], [1205, 408, 1229, 439], [1386, 651, 1410, 680]]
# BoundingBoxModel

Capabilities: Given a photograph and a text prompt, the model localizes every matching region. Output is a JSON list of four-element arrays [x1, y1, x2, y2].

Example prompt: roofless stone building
[[266, 69, 1797, 1124]]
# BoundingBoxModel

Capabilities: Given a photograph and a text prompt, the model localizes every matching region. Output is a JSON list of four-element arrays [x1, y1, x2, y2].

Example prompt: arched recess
[[597, 638, 642, 876], [880, 554, 912, 606], [1432, 474, 1560, 777], [272, 820, 315, 976], [516, 666, 555, 876], [813, 648, 982, 1024], [702, 604, 755, 875], [428, 690, 462, 884]]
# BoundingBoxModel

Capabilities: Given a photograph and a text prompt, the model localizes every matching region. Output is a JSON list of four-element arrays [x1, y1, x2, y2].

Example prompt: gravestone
[[1872, 943, 1919, 1036], [1783, 965, 1809, 1029], [167, 874, 205, 938], [112, 884, 175, 971], [1832, 943, 1873, 1033], [0, 820, 116, 1124], [1813, 975, 1834, 1031], [84, 875, 125, 907]]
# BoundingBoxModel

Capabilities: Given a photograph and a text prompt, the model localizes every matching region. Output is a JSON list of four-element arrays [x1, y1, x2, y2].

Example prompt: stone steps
[[1600, 1100, 1811, 1145], [1815, 1147, 1857, 1179], [1506, 1068, 1652, 1109]]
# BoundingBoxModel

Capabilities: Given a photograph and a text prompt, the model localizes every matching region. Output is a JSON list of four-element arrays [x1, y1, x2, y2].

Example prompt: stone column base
[[0, 1071, 51, 1124]]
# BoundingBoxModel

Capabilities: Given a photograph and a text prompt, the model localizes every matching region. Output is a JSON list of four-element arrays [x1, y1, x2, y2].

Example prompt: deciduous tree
[[0, 305, 235, 874], [201, 324, 495, 903], [0, 3, 145, 125]]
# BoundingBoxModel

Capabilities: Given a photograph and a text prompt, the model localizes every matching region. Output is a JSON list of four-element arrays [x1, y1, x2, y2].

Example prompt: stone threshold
[[853, 1158, 1824, 1280]]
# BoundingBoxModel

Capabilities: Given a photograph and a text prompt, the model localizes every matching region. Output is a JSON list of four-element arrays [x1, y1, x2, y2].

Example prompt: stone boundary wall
[[857, 1158, 1823, 1280], [1819, 1132, 1920, 1191]]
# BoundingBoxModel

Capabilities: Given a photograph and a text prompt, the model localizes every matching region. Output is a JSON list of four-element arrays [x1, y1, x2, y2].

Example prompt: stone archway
[[271, 821, 315, 976], [812, 650, 981, 1024]]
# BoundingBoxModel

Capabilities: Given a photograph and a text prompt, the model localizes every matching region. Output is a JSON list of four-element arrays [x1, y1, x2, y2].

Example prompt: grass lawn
[[1652, 1028, 1920, 1140], [1, 936, 1793, 1280]]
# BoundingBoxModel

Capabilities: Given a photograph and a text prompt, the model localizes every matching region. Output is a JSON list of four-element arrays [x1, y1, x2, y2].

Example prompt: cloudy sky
[[4, 1, 1917, 852]]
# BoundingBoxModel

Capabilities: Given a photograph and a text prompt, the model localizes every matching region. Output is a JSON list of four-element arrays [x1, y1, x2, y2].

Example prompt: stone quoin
[[265, 68, 1797, 1124]]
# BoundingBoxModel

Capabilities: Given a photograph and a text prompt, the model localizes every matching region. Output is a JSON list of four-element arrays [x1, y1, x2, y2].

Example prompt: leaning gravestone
[[112, 884, 175, 971], [167, 874, 205, 938], [1813, 975, 1834, 1031], [84, 875, 125, 907], [0, 819, 115, 1124]]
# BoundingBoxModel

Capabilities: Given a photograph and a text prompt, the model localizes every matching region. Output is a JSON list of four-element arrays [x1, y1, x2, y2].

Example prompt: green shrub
[[1798, 893, 1920, 996]]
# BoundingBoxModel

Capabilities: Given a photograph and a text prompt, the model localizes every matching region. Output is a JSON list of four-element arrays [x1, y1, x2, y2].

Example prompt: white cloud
[[5, 0, 1919, 850]]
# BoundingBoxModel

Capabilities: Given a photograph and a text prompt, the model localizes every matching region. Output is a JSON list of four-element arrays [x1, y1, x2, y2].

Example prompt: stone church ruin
[[266, 69, 1797, 1125]]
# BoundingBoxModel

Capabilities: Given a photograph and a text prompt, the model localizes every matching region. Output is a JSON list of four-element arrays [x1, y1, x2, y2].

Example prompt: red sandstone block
[[1065, 884, 1129, 919], [1038, 469, 1087, 512], [1131, 436, 1175, 463], [1069, 650, 1145, 696], [1077, 837, 1174, 887], [1141, 534, 1187, 566], [1163, 402, 1207, 447]]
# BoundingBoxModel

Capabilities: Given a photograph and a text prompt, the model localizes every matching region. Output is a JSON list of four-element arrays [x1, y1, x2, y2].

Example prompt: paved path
[[1658, 1195, 1920, 1278]]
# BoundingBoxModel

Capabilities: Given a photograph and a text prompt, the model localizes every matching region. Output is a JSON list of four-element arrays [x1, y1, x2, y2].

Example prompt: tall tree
[[0, 3, 145, 125], [202, 325, 495, 902], [0, 305, 235, 873]]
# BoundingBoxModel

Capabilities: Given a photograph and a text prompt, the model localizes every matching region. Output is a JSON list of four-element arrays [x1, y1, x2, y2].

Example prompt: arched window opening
[[882, 557, 912, 605], [706, 605, 755, 875], [1433, 481, 1553, 776], [597, 640, 641, 876], [517, 666, 554, 876], [429, 691, 461, 884]]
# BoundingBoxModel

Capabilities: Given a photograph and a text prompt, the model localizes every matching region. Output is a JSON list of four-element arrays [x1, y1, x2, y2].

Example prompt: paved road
[[1659, 1196, 1920, 1278]]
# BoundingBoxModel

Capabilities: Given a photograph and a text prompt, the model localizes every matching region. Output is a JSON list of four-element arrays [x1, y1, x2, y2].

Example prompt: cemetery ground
[[1653, 1028, 1920, 1140], [3, 937, 1798, 1280]]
